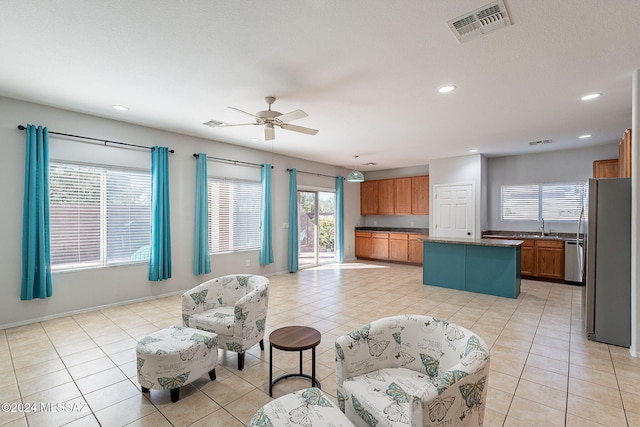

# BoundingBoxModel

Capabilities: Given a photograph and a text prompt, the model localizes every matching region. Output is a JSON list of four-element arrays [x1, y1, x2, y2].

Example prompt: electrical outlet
[[283, 222, 289, 228], [245, 259, 250, 267]]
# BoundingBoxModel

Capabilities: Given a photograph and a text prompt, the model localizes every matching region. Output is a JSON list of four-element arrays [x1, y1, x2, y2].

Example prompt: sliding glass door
[[298, 190, 335, 268]]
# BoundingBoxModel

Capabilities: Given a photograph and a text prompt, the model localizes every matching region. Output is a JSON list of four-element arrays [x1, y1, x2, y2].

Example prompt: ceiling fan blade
[[228, 106, 259, 119], [265, 124, 275, 141], [280, 123, 319, 136], [275, 109, 308, 123], [217, 122, 258, 127]]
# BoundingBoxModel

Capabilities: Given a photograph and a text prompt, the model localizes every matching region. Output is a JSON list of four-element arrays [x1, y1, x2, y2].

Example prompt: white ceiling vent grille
[[528, 139, 552, 146], [448, 0, 512, 43]]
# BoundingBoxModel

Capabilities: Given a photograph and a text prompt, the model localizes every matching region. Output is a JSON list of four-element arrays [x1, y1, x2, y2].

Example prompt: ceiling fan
[[213, 96, 319, 141]]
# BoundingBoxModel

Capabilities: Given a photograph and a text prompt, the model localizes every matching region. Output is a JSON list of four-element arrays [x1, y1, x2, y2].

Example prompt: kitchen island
[[422, 237, 523, 298]]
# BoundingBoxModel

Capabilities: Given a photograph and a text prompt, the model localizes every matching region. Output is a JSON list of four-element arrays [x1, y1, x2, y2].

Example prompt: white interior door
[[433, 184, 475, 238]]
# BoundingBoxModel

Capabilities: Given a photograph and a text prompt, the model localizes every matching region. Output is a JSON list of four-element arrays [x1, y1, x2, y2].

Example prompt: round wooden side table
[[269, 325, 322, 396]]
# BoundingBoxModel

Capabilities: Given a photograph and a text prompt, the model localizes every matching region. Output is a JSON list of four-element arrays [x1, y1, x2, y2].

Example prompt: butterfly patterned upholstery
[[249, 387, 354, 427], [135, 325, 218, 402], [335, 315, 490, 427], [181, 274, 269, 370]]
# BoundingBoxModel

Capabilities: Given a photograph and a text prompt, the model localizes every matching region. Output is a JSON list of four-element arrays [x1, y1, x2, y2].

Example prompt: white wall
[[486, 143, 619, 233], [428, 154, 485, 238], [0, 97, 359, 328]]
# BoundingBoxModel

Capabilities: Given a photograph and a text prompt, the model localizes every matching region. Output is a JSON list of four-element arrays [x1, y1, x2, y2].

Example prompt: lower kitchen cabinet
[[389, 233, 409, 262], [371, 233, 389, 259], [355, 231, 428, 265], [409, 234, 430, 264], [490, 237, 565, 281], [355, 232, 372, 259], [535, 240, 564, 280], [520, 240, 535, 276]]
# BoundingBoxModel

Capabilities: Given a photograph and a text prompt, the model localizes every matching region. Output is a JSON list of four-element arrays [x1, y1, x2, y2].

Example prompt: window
[[49, 162, 151, 270], [208, 177, 261, 254], [501, 182, 585, 221]]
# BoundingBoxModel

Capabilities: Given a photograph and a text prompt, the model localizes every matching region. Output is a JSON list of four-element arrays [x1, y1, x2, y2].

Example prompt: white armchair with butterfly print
[[335, 314, 490, 427], [182, 274, 269, 370]]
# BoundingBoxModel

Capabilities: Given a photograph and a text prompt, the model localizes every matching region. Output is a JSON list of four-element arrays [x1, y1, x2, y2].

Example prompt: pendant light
[[346, 155, 365, 182]]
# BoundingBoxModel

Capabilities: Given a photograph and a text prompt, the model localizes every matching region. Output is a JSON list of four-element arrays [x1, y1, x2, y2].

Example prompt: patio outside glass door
[[298, 190, 336, 268]]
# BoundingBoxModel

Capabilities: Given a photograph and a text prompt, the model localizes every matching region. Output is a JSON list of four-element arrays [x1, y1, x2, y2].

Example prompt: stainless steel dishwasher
[[564, 240, 583, 284]]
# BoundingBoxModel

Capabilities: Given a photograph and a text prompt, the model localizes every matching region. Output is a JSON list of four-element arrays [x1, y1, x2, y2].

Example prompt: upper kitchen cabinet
[[360, 180, 378, 215], [360, 175, 429, 215], [378, 179, 395, 215], [394, 177, 412, 215], [593, 159, 619, 178], [411, 175, 429, 214], [619, 128, 632, 178]]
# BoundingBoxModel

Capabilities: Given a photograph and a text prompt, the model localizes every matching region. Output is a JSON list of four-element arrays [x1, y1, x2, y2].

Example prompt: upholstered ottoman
[[249, 388, 353, 426], [136, 325, 218, 402]]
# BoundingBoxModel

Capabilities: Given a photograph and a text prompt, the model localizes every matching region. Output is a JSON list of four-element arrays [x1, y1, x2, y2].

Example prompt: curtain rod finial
[[17, 125, 26, 130]]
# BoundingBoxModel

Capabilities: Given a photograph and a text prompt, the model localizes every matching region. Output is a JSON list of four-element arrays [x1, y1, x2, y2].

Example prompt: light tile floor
[[1, 261, 639, 426]]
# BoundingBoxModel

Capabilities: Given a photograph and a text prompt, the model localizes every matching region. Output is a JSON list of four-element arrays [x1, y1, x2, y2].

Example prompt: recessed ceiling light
[[469, 148, 479, 153], [112, 105, 129, 111], [250, 138, 260, 142], [438, 85, 456, 93], [581, 93, 601, 101], [579, 134, 592, 139]]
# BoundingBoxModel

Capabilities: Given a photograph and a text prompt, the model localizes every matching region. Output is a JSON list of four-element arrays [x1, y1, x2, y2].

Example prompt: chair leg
[[141, 386, 149, 393], [259, 339, 264, 351], [238, 352, 245, 370], [170, 388, 180, 403], [208, 368, 216, 381]]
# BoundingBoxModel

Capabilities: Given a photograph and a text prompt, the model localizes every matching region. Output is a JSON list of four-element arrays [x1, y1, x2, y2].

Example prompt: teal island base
[[422, 238, 522, 298]]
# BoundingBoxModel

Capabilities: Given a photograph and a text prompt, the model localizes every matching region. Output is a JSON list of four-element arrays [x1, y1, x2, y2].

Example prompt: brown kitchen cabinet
[[412, 175, 429, 214], [619, 128, 632, 178], [371, 233, 390, 259], [520, 239, 535, 276], [355, 231, 428, 265], [593, 158, 619, 178], [359, 175, 429, 215], [360, 181, 378, 215], [409, 234, 429, 264], [394, 178, 412, 215], [377, 179, 395, 215], [389, 233, 409, 262], [355, 232, 372, 259], [535, 239, 564, 280], [489, 236, 564, 280]]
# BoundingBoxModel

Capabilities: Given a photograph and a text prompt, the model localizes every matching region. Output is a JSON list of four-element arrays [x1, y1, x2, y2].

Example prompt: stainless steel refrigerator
[[584, 178, 631, 347]]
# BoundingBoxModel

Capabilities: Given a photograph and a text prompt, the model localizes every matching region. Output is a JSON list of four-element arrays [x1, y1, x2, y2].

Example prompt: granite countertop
[[482, 230, 581, 242], [422, 236, 523, 247], [355, 227, 429, 234]]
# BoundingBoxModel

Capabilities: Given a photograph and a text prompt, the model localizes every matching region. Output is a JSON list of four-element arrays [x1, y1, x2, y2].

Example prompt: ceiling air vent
[[447, 0, 512, 43], [528, 139, 552, 146], [203, 119, 227, 128]]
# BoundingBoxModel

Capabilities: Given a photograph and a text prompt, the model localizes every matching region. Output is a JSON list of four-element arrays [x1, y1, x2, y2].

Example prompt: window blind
[[49, 162, 151, 270], [501, 182, 585, 221], [502, 184, 539, 220], [208, 177, 261, 254]]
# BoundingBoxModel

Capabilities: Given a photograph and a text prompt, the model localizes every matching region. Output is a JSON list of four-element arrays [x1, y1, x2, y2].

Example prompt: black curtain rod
[[286, 168, 342, 179], [17, 125, 175, 153], [193, 153, 272, 168]]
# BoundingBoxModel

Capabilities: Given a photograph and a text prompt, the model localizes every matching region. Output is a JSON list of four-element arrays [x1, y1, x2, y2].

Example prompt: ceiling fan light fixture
[[347, 169, 365, 183]]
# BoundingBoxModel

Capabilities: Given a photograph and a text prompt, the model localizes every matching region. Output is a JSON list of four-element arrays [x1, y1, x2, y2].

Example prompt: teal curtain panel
[[193, 153, 211, 275], [21, 124, 52, 300], [288, 169, 298, 273], [335, 176, 345, 263], [259, 164, 274, 265], [149, 146, 172, 281]]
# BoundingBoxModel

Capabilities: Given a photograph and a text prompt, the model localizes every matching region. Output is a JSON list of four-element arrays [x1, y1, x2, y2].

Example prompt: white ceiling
[[1, 1, 639, 171]]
